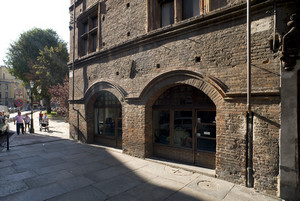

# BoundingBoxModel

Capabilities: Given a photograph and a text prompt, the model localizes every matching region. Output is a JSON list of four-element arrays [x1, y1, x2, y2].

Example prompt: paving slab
[[45, 186, 107, 201], [0, 170, 37, 184], [223, 185, 280, 201], [1, 183, 67, 201], [23, 170, 74, 188], [0, 112, 282, 201], [186, 174, 235, 200], [93, 174, 143, 197], [0, 181, 29, 197]]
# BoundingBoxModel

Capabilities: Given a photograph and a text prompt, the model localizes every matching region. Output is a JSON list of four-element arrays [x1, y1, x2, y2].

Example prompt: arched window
[[94, 91, 122, 138], [153, 85, 216, 152]]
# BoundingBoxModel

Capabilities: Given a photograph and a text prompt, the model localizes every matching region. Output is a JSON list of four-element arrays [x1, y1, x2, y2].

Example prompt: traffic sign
[[15, 99, 23, 107]]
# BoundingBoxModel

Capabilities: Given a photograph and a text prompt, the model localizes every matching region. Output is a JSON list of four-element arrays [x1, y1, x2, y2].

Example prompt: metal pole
[[6, 131, 9, 151], [72, 0, 76, 110], [30, 90, 34, 133], [246, 0, 253, 188], [72, 1, 80, 141], [247, 0, 251, 113], [273, 1, 277, 51]]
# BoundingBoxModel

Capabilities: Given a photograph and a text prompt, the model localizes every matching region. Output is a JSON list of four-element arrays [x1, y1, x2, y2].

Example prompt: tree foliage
[[5, 28, 69, 113], [48, 76, 69, 120], [34, 44, 69, 113]]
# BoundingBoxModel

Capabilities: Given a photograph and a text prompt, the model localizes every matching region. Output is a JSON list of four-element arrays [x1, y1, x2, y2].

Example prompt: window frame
[[94, 92, 122, 139], [77, 4, 100, 57], [152, 85, 216, 153], [182, 0, 200, 20], [160, 0, 175, 27], [147, 0, 229, 31]]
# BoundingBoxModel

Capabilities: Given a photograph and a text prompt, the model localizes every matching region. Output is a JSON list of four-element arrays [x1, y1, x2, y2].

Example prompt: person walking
[[42, 113, 50, 131], [14, 111, 24, 135], [39, 111, 43, 123], [24, 114, 30, 133]]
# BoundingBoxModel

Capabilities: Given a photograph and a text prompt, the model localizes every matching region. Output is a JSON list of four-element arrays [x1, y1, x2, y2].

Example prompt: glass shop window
[[94, 92, 122, 138], [154, 110, 170, 145]]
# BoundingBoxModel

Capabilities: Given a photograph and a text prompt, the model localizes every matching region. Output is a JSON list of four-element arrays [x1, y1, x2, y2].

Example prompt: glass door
[[173, 111, 193, 148], [196, 111, 216, 152]]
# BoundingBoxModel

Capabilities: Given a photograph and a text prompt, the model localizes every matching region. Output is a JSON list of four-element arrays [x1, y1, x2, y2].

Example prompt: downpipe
[[246, 111, 254, 187], [246, 0, 254, 188], [71, 0, 80, 141]]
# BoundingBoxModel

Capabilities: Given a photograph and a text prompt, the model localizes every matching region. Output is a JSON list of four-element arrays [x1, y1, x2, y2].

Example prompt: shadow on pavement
[[0, 133, 214, 201]]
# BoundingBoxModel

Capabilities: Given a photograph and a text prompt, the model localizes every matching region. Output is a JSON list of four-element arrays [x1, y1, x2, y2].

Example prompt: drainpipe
[[72, 0, 75, 110], [246, 0, 254, 188], [247, 1, 251, 114], [273, 0, 277, 51], [71, 0, 80, 141]]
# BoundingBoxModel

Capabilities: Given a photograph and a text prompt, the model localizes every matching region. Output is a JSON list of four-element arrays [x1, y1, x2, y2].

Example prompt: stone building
[[68, 0, 300, 199], [0, 66, 28, 109]]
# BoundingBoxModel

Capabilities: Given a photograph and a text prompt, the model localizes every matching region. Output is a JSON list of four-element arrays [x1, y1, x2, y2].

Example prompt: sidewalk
[[0, 113, 282, 201]]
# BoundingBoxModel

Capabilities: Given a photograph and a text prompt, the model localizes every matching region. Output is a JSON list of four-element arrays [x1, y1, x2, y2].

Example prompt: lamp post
[[29, 80, 34, 133]]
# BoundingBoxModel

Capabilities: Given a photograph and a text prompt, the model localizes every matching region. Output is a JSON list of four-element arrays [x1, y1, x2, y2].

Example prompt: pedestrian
[[39, 111, 43, 123], [24, 114, 30, 133], [43, 113, 49, 124], [42, 113, 50, 131], [14, 111, 24, 135]]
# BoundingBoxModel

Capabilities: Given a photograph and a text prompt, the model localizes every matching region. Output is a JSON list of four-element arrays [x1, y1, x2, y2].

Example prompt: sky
[[0, 0, 71, 66]]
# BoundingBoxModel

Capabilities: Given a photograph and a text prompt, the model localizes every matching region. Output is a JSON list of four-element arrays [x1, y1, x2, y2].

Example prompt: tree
[[5, 28, 69, 112], [48, 76, 69, 121], [34, 44, 69, 113]]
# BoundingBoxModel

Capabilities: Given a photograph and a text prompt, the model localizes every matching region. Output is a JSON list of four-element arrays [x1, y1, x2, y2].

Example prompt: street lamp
[[29, 80, 34, 133]]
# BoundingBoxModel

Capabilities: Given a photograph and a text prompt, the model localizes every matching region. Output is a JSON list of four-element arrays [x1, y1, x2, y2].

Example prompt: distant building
[[0, 66, 28, 109], [69, 0, 300, 200]]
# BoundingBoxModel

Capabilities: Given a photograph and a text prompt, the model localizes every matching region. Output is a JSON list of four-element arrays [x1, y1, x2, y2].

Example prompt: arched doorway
[[94, 91, 122, 148], [152, 85, 216, 168]]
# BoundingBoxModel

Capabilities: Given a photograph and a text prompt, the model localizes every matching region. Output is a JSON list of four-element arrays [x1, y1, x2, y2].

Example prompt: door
[[173, 110, 193, 149], [152, 85, 216, 168], [94, 91, 122, 148], [195, 110, 216, 168]]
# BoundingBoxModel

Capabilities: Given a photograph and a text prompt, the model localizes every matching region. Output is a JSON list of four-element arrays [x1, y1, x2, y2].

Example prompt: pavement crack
[[222, 184, 235, 200]]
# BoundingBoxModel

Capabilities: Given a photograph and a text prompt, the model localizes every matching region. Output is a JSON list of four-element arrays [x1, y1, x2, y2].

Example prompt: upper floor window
[[209, 0, 228, 11], [78, 5, 99, 57], [182, 0, 200, 20], [160, 0, 174, 27], [148, 0, 230, 31]]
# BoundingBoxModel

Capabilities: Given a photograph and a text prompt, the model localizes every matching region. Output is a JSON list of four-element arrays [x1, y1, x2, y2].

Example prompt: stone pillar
[[122, 103, 146, 158]]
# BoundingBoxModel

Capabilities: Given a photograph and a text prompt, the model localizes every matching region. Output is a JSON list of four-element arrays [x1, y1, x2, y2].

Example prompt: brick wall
[[69, 0, 282, 195]]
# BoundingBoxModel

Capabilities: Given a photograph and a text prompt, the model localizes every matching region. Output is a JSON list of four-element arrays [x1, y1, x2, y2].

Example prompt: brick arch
[[141, 70, 227, 158], [84, 81, 126, 143], [84, 80, 127, 104], [139, 70, 227, 107]]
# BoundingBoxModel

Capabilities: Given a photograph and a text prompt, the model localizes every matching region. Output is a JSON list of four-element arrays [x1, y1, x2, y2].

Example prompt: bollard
[[6, 131, 9, 151]]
